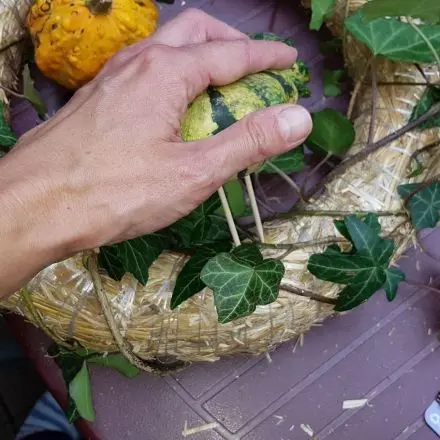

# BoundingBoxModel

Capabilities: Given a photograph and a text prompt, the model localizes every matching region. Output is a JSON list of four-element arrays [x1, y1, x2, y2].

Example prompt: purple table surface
[[8, 1, 440, 439]]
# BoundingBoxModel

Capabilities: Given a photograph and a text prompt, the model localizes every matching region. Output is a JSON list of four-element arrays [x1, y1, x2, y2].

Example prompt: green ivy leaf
[[99, 232, 169, 285], [335, 213, 381, 243], [308, 215, 400, 311], [87, 354, 139, 378], [361, 0, 440, 24], [170, 242, 232, 310], [259, 146, 306, 174], [310, 0, 336, 30], [345, 11, 440, 64], [22, 64, 47, 118], [398, 182, 440, 230], [0, 102, 17, 151], [323, 69, 344, 97], [307, 108, 355, 156], [200, 245, 285, 323], [69, 361, 95, 422], [384, 268, 405, 301], [409, 86, 440, 131]]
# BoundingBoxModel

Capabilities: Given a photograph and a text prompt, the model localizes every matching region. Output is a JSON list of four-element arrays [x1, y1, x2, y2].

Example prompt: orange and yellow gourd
[[26, 0, 159, 89]]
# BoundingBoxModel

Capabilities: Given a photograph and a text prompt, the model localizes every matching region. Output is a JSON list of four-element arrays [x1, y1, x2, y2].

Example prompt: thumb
[[201, 104, 312, 182]]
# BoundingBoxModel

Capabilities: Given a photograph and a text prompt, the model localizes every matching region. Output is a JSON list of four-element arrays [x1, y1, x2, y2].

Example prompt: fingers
[[199, 104, 312, 183], [169, 39, 298, 102], [100, 9, 247, 75]]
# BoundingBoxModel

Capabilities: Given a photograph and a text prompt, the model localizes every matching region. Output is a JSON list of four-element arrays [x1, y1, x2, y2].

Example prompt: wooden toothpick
[[244, 175, 265, 243], [217, 187, 241, 247]]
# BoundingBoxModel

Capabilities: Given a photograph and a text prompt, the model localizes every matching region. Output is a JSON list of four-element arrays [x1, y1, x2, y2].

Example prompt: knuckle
[[140, 43, 174, 65], [180, 7, 207, 21], [178, 149, 218, 193]]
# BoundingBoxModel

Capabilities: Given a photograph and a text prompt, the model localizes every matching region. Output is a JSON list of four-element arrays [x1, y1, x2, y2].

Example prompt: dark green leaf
[[310, 0, 336, 30], [167, 217, 195, 248], [66, 397, 80, 423], [409, 86, 440, 131], [248, 32, 295, 47], [87, 354, 139, 378], [361, 0, 440, 24], [323, 69, 344, 97], [22, 64, 47, 118], [334, 268, 387, 311], [171, 244, 231, 309], [231, 244, 264, 266], [191, 215, 231, 244], [307, 108, 355, 156], [216, 180, 247, 217], [69, 361, 95, 422], [99, 233, 169, 285], [398, 182, 440, 230], [200, 252, 285, 323], [309, 214, 402, 311], [0, 102, 16, 150], [308, 252, 379, 284], [384, 268, 405, 301], [259, 146, 306, 174], [48, 344, 84, 385], [345, 11, 440, 64]]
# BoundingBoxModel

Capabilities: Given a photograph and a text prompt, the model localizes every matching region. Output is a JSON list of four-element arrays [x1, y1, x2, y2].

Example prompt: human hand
[[0, 9, 312, 294]]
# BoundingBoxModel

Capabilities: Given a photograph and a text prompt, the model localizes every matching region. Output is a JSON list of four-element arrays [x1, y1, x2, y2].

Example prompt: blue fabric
[[16, 392, 80, 440]]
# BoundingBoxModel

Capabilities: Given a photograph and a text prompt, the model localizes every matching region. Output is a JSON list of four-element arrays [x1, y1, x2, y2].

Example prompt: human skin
[[0, 9, 312, 298]]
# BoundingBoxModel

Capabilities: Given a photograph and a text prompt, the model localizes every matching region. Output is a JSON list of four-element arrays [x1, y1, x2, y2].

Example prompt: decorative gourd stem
[[86, 0, 112, 15]]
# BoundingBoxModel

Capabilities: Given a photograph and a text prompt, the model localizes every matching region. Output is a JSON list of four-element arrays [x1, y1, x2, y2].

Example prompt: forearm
[[0, 144, 78, 298]]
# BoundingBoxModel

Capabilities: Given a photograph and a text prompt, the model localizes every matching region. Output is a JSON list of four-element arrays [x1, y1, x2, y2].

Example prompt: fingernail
[[278, 106, 312, 143]]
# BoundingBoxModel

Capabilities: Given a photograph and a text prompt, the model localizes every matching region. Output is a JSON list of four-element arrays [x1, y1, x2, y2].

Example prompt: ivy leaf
[[200, 245, 285, 323], [345, 11, 440, 64], [335, 213, 381, 243], [310, 0, 336, 30], [361, 0, 440, 24], [323, 69, 344, 97], [230, 244, 264, 266], [259, 146, 306, 174], [384, 268, 405, 301], [308, 215, 400, 311], [99, 232, 169, 285], [170, 243, 231, 310], [335, 268, 387, 311], [22, 64, 47, 118], [0, 102, 17, 151], [409, 86, 440, 131], [87, 354, 139, 378], [306, 108, 355, 156], [69, 361, 95, 422], [398, 182, 440, 230]]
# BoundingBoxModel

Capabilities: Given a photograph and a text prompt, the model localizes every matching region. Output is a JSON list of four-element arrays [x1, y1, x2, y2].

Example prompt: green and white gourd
[[180, 32, 311, 178]]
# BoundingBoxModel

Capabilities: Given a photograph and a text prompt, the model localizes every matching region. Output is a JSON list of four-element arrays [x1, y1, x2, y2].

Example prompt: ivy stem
[[277, 209, 406, 219], [301, 152, 332, 194], [280, 284, 338, 306], [244, 174, 265, 243], [259, 237, 345, 250], [0, 83, 26, 99], [304, 101, 440, 202], [265, 160, 304, 202], [367, 57, 378, 145], [217, 187, 241, 246], [403, 280, 440, 296], [347, 57, 373, 119], [0, 37, 24, 55]]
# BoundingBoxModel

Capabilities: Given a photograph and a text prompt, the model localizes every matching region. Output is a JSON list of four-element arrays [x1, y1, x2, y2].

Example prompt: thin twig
[[348, 57, 373, 119], [86, 251, 188, 375], [301, 152, 331, 194], [0, 36, 24, 55], [265, 161, 304, 202], [410, 140, 440, 163], [342, 0, 351, 65], [244, 174, 265, 243], [367, 57, 378, 145], [403, 280, 440, 295], [304, 102, 440, 202], [278, 209, 406, 219], [218, 186, 241, 246], [280, 284, 338, 306], [255, 195, 276, 214], [377, 81, 429, 87], [403, 175, 440, 210], [0, 83, 25, 99], [259, 237, 345, 250]]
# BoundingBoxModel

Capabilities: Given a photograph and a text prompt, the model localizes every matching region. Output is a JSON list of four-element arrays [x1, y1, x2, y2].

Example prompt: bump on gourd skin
[[27, 0, 159, 89]]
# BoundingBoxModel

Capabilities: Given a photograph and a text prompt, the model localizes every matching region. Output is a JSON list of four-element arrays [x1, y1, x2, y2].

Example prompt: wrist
[[0, 146, 82, 296]]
